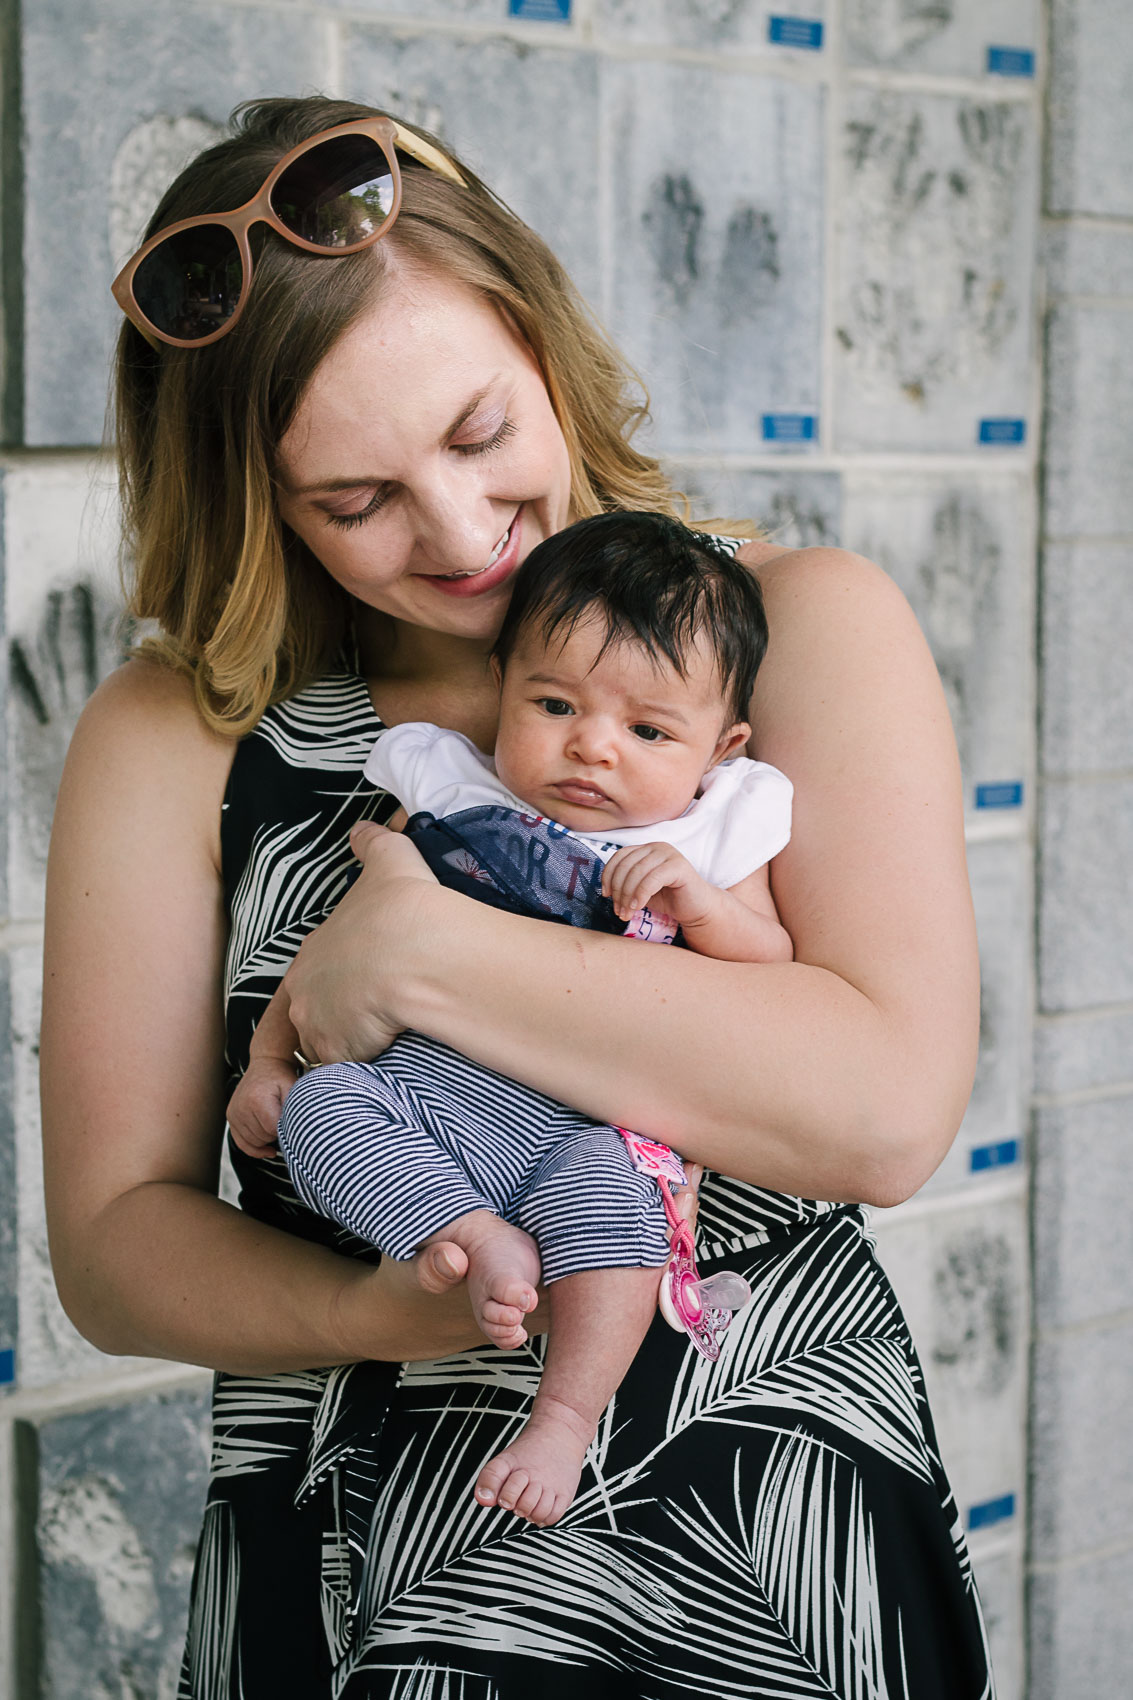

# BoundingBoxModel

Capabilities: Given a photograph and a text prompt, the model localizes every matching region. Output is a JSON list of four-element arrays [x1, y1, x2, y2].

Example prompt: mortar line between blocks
[[1, 1363, 212, 1421], [1028, 1534, 1133, 1576], [1032, 1079, 1133, 1109], [866, 1170, 1028, 1229], [819, 0, 842, 459]]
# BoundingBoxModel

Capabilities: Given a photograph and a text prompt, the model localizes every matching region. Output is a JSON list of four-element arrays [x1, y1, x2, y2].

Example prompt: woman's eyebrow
[[285, 381, 503, 498]]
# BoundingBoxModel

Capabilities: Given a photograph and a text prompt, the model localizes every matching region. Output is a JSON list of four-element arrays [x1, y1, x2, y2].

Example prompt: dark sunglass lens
[[271, 136, 395, 248], [133, 225, 243, 342]]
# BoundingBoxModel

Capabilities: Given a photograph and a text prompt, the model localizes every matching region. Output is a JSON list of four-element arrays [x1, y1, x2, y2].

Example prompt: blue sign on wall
[[975, 781, 1024, 810], [0, 1348, 14, 1386], [987, 46, 1035, 78], [768, 17, 824, 50], [970, 1139, 1021, 1174], [509, 0, 571, 19], [968, 1493, 1016, 1531], [979, 418, 1026, 445], [762, 413, 817, 443]]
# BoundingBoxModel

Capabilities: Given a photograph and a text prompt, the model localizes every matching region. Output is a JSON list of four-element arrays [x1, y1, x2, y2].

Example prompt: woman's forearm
[[399, 889, 968, 1207], [56, 1179, 481, 1373]]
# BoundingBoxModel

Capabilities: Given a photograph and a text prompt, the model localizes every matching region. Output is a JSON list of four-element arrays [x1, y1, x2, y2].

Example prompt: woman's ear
[[710, 721, 751, 767]]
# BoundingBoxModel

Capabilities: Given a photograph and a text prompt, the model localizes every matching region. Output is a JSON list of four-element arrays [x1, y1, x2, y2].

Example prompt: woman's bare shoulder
[[737, 539, 905, 615], [64, 657, 238, 866]]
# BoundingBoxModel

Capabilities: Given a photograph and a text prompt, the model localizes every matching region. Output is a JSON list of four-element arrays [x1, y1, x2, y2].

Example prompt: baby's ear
[[711, 721, 751, 766]]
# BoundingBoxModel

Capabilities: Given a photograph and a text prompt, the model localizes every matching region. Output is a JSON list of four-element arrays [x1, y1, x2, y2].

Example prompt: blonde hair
[[116, 96, 732, 737]]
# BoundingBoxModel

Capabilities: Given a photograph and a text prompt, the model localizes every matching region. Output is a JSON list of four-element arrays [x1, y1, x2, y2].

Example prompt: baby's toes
[[532, 1488, 565, 1528], [515, 1477, 547, 1521], [474, 1455, 510, 1508], [496, 1468, 529, 1512]]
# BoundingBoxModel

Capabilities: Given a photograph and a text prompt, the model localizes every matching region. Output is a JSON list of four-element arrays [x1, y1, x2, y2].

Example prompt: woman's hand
[[335, 1238, 551, 1363], [284, 820, 442, 1066]]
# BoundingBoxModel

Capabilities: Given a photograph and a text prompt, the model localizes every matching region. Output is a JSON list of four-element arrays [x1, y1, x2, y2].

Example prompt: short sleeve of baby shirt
[[363, 722, 511, 818], [687, 759, 794, 889]]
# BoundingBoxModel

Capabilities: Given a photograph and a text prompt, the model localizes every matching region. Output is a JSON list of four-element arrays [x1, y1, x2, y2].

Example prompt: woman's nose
[[411, 478, 509, 575]]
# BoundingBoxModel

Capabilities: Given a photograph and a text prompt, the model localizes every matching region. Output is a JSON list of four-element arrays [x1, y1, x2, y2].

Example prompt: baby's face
[[494, 615, 749, 832]]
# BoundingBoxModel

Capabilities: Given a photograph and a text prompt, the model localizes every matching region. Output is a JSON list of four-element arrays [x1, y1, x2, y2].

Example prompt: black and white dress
[[178, 672, 995, 1700]]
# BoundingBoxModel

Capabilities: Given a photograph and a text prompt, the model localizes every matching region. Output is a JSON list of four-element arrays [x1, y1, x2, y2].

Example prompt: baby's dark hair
[[493, 512, 768, 724]]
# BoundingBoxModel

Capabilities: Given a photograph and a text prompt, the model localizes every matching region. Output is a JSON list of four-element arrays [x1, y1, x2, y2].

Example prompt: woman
[[42, 96, 993, 1697]]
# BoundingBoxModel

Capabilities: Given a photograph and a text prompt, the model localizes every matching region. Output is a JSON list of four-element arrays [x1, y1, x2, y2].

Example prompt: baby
[[228, 511, 793, 1528]]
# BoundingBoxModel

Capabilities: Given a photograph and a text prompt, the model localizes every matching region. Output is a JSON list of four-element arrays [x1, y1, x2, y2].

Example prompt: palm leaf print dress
[[179, 670, 996, 1700]]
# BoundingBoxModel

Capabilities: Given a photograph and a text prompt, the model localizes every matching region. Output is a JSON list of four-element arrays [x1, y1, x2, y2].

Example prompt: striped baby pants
[[276, 1031, 672, 1282]]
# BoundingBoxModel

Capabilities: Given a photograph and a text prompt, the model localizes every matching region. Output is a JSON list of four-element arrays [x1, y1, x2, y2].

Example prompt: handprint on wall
[[8, 578, 130, 909]]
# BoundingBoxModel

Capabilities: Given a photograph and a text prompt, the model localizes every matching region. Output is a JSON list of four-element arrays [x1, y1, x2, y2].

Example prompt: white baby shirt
[[364, 722, 792, 889]]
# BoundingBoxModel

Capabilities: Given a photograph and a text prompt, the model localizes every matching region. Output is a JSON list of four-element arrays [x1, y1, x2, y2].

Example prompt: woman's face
[[274, 264, 573, 650]]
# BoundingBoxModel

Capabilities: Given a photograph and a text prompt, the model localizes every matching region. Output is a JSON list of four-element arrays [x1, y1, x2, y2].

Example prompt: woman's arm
[[285, 547, 979, 1208], [41, 662, 494, 1371]]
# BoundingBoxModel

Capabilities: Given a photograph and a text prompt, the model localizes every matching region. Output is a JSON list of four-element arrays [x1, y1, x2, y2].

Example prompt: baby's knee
[[277, 1062, 376, 1160]]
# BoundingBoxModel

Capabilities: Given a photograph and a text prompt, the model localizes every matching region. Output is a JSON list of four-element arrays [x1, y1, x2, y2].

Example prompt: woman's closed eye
[[324, 419, 518, 532]]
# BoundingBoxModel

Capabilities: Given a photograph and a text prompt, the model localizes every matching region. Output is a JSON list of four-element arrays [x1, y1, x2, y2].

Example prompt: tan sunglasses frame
[[111, 115, 465, 350]]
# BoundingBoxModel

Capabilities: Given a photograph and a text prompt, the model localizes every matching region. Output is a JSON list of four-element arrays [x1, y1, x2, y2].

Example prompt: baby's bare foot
[[443, 1212, 541, 1350], [474, 1398, 594, 1526]]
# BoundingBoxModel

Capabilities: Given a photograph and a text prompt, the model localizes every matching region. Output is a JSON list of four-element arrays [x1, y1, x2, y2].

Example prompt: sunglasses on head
[[111, 115, 465, 350]]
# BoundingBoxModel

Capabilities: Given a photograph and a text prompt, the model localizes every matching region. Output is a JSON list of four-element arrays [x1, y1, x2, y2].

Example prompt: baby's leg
[[278, 1045, 541, 1347], [476, 1122, 671, 1525]]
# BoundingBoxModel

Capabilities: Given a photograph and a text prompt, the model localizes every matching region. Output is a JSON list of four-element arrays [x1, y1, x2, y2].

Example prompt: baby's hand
[[227, 1056, 297, 1158], [602, 842, 716, 929]]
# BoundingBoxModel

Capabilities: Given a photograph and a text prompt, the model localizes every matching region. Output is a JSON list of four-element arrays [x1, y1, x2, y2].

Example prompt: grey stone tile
[[969, 1545, 1024, 1700], [1033, 1096, 1133, 1332], [1038, 776, 1133, 1012], [19, 0, 330, 446], [0, 952, 16, 1398], [1042, 217, 1133, 297], [604, 59, 824, 454], [870, 1192, 1028, 1523], [11, 940, 136, 1389], [321, 0, 504, 17], [3, 457, 127, 923], [844, 0, 1039, 79], [339, 28, 602, 307], [1030, 1320, 1133, 1563], [19, 1385, 210, 1699], [840, 472, 1033, 811], [1048, 0, 1133, 218], [662, 462, 842, 547], [834, 90, 1039, 452], [1029, 1543, 1133, 1700], [596, 0, 826, 51], [1041, 542, 1133, 775], [1043, 303, 1133, 537], [1034, 1006, 1133, 1096], [908, 837, 1031, 1199]]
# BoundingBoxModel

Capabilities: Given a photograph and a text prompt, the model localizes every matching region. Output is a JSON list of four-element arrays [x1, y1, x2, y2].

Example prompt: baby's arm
[[227, 985, 302, 1157], [603, 844, 793, 965]]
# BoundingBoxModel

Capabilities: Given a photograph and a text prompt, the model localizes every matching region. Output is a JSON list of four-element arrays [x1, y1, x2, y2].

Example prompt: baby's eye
[[631, 725, 667, 742], [537, 698, 573, 717]]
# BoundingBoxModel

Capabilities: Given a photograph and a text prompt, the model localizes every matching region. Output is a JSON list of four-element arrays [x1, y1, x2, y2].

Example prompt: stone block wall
[[1029, 3, 1133, 1694], [0, 2, 1115, 1695]]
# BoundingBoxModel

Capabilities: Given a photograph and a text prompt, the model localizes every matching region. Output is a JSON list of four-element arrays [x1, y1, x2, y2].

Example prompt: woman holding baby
[[41, 97, 993, 1697]]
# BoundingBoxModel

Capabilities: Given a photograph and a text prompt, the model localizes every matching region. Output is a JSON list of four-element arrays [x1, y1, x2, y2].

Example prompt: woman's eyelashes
[[324, 417, 519, 531]]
